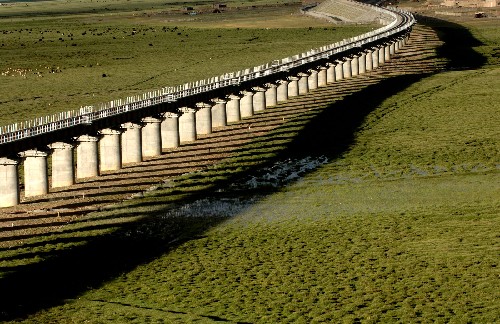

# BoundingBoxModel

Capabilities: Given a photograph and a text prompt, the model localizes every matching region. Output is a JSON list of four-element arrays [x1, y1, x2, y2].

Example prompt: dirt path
[[0, 24, 445, 248]]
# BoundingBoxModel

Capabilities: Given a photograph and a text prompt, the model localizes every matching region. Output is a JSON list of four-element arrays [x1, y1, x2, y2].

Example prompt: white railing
[[0, 1, 414, 146]]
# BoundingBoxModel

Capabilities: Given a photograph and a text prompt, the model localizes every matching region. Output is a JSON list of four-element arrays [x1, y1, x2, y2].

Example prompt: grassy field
[[0, 1, 499, 323], [0, 0, 373, 126]]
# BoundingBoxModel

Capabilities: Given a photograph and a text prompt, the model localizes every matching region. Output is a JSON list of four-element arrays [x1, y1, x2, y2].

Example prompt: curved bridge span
[[0, 0, 415, 207]]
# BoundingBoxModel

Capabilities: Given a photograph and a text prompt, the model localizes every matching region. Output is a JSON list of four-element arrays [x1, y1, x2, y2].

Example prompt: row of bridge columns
[[0, 35, 409, 207]]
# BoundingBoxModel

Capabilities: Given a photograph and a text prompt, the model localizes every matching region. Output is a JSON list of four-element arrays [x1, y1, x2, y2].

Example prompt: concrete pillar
[[298, 73, 309, 95], [211, 99, 227, 128], [378, 46, 385, 65], [318, 66, 327, 87], [76, 135, 99, 179], [253, 87, 266, 113], [308, 69, 319, 90], [395, 39, 401, 52], [226, 94, 241, 123], [372, 48, 379, 69], [390, 42, 396, 55], [366, 50, 373, 71], [327, 63, 336, 83], [98, 129, 121, 172], [142, 117, 162, 158], [196, 103, 212, 135], [121, 122, 142, 164], [240, 90, 254, 118], [288, 76, 299, 97], [384, 44, 391, 61], [48, 142, 75, 187], [0, 157, 19, 207], [359, 52, 366, 74], [343, 58, 352, 79], [161, 112, 180, 149], [351, 56, 359, 76], [335, 62, 344, 81], [265, 83, 278, 107], [277, 80, 289, 102], [18, 150, 48, 199], [179, 107, 197, 142]]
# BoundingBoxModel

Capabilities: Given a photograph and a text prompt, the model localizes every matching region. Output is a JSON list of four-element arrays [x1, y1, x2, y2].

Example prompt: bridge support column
[[253, 87, 266, 113], [318, 66, 327, 87], [0, 157, 19, 207], [390, 42, 396, 55], [211, 99, 227, 128], [98, 129, 121, 172], [343, 58, 352, 79], [240, 90, 254, 118], [308, 69, 319, 90], [351, 56, 359, 76], [196, 103, 213, 135], [19, 150, 49, 197], [179, 107, 197, 142], [142, 117, 162, 158], [298, 73, 309, 95], [121, 122, 142, 164], [366, 50, 373, 71], [384, 44, 391, 61], [359, 53, 366, 74], [378, 46, 385, 65], [48, 142, 75, 187], [335, 62, 344, 81], [327, 63, 336, 83], [277, 80, 289, 102], [288, 76, 299, 97], [395, 39, 401, 52], [76, 135, 99, 179], [161, 113, 180, 149], [265, 83, 278, 107], [372, 48, 379, 69], [226, 94, 241, 123]]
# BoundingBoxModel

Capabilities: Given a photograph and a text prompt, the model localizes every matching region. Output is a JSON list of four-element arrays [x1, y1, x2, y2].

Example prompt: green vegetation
[[0, 2, 499, 323], [0, 0, 372, 126]]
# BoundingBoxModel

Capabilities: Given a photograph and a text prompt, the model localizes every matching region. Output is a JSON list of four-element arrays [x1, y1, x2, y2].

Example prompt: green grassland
[[0, 0, 373, 126], [0, 2, 499, 323]]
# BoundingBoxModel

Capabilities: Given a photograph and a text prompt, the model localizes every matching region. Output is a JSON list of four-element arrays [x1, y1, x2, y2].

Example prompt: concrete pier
[[211, 99, 227, 128], [277, 80, 289, 102], [0, 157, 19, 207], [327, 63, 336, 83], [372, 48, 379, 69], [98, 128, 121, 172], [308, 69, 319, 90], [48, 142, 75, 187], [390, 42, 396, 55], [226, 94, 241, 123], [161, 112, 180, 149], [195, 103, 213, 135], [19, 150, 49, 197], [359, 52, 367, 74], [395, 39, 401, 52], [240, 90, 254, 118], [378, 46, 385, 65], [351, 56, 359, 76], [265, 83, 278, 107], [288, 76, 299, 97], [335, 61, 344, 81], [366, 50, 373, 71], [253, 87, 266, 113], [298, 73, 309, 95], [179, 107, 197, 142], [343, 58, 352, 79], [141, 117, 162, 158], [121, 122, 142, 164], [76, 135, 99, 179], [318, 66, 327, 87], [384, 44, 391, 61]]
